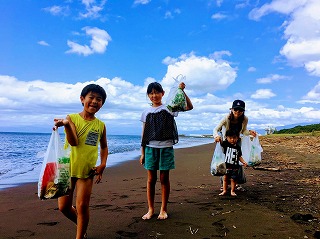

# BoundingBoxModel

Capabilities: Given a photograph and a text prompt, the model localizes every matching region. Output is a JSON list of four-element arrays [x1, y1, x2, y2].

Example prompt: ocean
[[0, 132, 213, 190]]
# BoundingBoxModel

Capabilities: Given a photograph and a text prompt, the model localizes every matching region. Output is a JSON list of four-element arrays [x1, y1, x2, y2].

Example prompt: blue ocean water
[[0, 132, 213, 190]]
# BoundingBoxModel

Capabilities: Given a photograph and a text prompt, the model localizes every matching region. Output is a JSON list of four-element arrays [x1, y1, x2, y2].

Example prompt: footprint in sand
[[212, 219, 229, 235], [116, 230, 138, 237], [37, 222, 59, 226], [16, 230, 35, 237], [90, 204, 113, 210]]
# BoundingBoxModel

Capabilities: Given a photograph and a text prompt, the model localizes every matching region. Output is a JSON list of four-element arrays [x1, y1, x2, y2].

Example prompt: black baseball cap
[[231, 100, 245, 111]]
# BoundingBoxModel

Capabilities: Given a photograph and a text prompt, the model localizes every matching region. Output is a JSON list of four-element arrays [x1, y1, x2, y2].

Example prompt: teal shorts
[[144, 146, 175, 171]]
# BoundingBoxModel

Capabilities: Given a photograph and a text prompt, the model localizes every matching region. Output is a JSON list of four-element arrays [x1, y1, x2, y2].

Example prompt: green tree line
[[274, 123, 320, 134]]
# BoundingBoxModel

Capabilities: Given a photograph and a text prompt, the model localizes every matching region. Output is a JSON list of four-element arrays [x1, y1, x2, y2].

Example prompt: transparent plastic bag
[[241, 135, 252, 163], [38, 130, 70, 200], [166, 74, 187, 112], [210, 142, 226, 176], [248, 135, 263, 166]]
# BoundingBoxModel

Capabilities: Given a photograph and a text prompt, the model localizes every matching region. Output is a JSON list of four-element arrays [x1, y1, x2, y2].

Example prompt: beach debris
[[188, 226, 199, 235], [211, 211, 220, 216], [221, 210, 234, 215], [291, 213, 316, 222], [148, 231, 163, 238], [253, 166, 281, 171]]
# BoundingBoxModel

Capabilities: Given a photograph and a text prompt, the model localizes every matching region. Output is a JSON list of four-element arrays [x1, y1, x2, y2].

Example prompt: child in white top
[[139, 81, 193, 220]]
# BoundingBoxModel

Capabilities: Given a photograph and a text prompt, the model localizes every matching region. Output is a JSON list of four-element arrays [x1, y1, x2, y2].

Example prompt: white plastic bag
[[210, 142, 226, 176], [165, 74, 187, 112], [38, 130, 70, 200], [248, 135, 263, 166], [241, 135, 252, 163]]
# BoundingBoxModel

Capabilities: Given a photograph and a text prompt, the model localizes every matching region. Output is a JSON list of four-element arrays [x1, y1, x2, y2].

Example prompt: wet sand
[[0, 136, 319, 238]]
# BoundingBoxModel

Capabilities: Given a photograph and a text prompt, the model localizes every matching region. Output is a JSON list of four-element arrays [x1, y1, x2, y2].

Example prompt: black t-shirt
[[221, 140, 242, 169]]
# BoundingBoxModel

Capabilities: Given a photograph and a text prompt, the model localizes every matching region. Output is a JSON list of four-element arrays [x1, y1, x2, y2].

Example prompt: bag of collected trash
[[241, 135, 252, 163], [248, 135, 263, 166], [210, 142, 226, 176], [166, 74, 187, 112], [38, 129, 70, 200]]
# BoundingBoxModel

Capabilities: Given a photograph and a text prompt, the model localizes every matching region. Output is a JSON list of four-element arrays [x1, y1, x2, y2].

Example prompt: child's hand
[[139, 155, 145, 165], [53, 118, 69, 129], [214, 136, 221, 143], [243, 162, 248, 167], [178, 82, 186, 90], [249, 130, 257, 137], [93, 164, 106, 184]]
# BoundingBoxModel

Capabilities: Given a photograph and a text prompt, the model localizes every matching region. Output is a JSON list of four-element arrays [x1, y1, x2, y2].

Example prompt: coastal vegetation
[[272, 123, 320, 136]]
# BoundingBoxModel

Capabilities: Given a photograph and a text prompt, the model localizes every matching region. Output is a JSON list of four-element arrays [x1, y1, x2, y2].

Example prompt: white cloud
[[162, 56, 177, 65], [133, 0, 151, 5], [210, 51, 232, 61], [251, 89, 276, 99], [248, 0, 308, 21], [43, 5, 70, 16], [66, 27, 111, 56], [236, 0, 250, 9], [249, 0, 320, 76], [248, 67, 256, 72], [79, 0, 106, 19], [256, 74, 289, 84], [160, 53, 237, 95], [38, 41, 50, 46], [211, 12, 227, 20], [164, 11, 173, 19], [216, 0, 223, 7], [300, 81, 320, 103], [1, 72, 320, 134], [305, 61, 320, 77], [164, 9, 181, 19]]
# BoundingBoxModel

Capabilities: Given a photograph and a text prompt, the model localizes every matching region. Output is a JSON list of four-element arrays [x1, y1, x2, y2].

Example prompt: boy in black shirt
[[219, 129, 248, 197]]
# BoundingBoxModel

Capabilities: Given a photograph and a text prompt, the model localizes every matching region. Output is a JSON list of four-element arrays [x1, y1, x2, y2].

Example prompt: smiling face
[[148, 89, 164, 107], [231, 108, 244, 119], [81, 91, 104, 115]]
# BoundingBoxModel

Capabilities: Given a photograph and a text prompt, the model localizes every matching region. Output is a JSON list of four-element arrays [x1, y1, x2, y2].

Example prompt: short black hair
[[225, 129, 239, 138], [146, 82, 164, 94], [81, 84, 107, 105]]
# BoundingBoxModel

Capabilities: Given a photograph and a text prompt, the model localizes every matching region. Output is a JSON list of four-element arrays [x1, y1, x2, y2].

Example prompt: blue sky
[[1, 0, 320, 135]]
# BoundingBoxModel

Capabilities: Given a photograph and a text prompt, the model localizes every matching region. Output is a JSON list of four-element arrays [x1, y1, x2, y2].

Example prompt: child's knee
[[147, 175, 157, 185], [58, 203, 71, 214], [76, 201, 90, 214]]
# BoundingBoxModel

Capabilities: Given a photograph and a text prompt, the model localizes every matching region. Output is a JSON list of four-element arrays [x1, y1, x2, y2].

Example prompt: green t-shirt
[[66, 113, 105, 178]]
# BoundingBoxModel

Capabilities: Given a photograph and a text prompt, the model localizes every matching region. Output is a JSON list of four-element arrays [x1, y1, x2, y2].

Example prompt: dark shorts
[[144, 146, 175, 171], [226, 168, 239, 180]]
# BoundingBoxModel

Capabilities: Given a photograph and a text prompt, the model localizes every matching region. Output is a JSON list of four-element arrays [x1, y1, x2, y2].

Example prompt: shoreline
[[0, 139, 213, 191], [1, 139, 319, 239]]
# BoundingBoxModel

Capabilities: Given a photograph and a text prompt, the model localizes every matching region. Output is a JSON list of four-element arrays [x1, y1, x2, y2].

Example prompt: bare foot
[[142, 210, 154, 220], [219, 191, 227, 196], [231, 191, 237, 197], [157, 211, 168, 220]]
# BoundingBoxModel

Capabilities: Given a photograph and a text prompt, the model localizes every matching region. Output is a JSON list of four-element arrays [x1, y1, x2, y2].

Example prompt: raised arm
[[179, 82, 193, 111]]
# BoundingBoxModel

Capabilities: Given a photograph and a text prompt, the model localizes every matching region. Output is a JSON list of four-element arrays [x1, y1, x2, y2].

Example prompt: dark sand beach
[[0, 136, 319, 239]]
